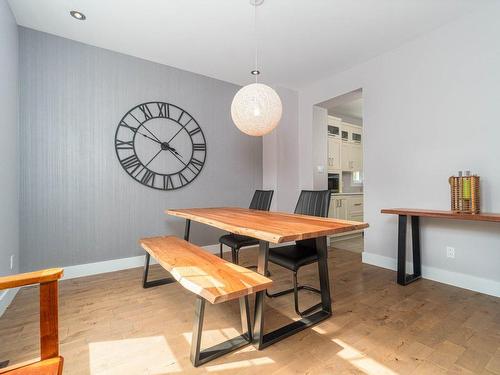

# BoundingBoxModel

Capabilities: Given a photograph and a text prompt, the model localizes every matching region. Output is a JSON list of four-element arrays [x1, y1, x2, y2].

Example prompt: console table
[[381, 208, 500, 285]]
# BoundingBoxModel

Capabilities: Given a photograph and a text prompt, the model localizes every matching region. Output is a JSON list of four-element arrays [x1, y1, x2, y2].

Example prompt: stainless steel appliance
[[328, 173, 340, 193]]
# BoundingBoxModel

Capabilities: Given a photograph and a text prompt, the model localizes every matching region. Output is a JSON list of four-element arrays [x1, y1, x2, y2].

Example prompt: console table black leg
[[397, 215, 407, 285], [411, 216, 422, 279], [397, 215, 422, 285]]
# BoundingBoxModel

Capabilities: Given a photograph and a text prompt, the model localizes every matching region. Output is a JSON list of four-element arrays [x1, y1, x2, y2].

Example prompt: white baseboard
[[0, 288, 19, 317], [362, 252, 500, 298]]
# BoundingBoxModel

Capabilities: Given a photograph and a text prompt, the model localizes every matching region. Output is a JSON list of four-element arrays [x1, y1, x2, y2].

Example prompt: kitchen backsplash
[[342, 171, 364, 193]]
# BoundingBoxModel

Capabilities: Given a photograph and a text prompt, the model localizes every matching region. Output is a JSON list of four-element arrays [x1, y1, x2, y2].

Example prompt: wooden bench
[[0, 269, 63, 375], [139, 236, 272, 367]]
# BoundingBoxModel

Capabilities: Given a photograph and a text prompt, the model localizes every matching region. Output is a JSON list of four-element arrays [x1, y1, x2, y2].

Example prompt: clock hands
[[139, 132, 162, 144], [139, 132, 181, 154], [139, 132, 185, 167], [141, 124, 162, 143], [166, 148, 187, 167]]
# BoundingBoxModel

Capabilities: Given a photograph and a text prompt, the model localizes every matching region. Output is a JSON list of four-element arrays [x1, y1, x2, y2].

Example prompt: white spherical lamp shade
[[231, 83, 283, 136]]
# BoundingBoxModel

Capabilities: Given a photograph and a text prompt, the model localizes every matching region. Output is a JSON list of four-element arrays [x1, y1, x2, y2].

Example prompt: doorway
[[314, 89, 364, 253]]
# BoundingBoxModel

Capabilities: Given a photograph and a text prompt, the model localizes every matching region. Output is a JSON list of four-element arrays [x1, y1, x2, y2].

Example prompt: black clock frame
[[114, 101, 207, 191]]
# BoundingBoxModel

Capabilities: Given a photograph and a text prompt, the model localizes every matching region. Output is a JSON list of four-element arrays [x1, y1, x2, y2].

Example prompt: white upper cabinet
[[328, 117, 362, 173], [328, 137, 341, 171]]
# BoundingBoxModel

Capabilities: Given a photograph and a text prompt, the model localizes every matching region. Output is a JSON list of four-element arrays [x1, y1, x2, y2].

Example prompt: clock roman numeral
[[188, 127, 201, 137], [115, 140, 134, 150], [157, 103, 167, 118], [163, 175, 173, 190], [121, 154, 142, 175], [186, 158, 204, 174], [141, 170, 156, 187], [178, 110, 185, 123], [139, 104, 153, 121], [193, 143, 206, 151], [120, 120, 138, 134], [178, 172, 189, 186]]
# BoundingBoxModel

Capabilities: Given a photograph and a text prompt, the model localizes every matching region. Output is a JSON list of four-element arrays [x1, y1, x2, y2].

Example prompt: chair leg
[[266, 269, 322, 317], [231, 247, 239, 264], [219, 243, 224, 259]]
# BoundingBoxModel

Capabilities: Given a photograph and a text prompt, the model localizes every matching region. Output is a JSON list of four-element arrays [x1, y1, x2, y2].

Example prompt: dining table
[[167, 206, 369, 349]]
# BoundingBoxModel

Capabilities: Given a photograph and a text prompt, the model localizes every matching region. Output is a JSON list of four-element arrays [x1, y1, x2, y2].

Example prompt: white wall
[[263, 86, 299, 213], [0, 0, 19, 275], [296, 4, 500, 296], [312, 106, 328, 190], [0, 0, 19, 314]]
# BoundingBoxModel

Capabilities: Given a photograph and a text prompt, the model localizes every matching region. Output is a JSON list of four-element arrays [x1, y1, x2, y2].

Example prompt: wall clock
[[114, 101, 206, 190]]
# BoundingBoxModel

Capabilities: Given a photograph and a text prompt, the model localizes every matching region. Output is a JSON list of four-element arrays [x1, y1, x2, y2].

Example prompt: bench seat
[[140, 236, 272, 304], [139, 236, 272, 367]]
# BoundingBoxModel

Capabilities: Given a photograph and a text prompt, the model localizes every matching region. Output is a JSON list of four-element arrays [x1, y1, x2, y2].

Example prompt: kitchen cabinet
[[329, 195, 364, 222], [329, 197, 347, 220], [327, 137, 341, 171], [341, 142, 362, 172], [350, 143, 363, 171]]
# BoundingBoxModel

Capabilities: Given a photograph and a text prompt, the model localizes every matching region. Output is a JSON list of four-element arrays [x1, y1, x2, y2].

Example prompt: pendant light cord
[[254, 2, 258, 83]]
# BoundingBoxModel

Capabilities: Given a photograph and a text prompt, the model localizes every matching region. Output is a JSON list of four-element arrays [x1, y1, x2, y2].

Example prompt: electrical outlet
[[446, 246, 455, 259], [10, 255, 14, 270]]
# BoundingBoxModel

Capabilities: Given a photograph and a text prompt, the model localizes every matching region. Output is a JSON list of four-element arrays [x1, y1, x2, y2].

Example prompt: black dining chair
[[219, 190, 274, 265], [266, 190, 331, 317]]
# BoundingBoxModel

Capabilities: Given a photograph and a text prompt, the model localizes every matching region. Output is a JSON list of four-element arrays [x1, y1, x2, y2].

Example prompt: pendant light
[[231, 0, 282, 136]]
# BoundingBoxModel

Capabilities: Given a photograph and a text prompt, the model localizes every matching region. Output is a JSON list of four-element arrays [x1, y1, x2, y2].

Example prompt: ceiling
[[8, 0, 495, 89], [329, 98, 363, 122], [319, 89, 363, 123]]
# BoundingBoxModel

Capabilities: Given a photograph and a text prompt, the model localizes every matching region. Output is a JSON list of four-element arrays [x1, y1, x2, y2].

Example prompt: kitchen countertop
[[331, 192, 364, 196]]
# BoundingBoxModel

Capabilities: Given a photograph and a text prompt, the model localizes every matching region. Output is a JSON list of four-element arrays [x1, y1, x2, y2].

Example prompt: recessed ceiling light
[[70, 10, 86, 21]]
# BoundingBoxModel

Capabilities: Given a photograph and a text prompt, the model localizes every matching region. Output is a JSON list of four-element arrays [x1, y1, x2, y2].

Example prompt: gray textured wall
[[19, 27, 262, 271], [0, 0, 19, 277]]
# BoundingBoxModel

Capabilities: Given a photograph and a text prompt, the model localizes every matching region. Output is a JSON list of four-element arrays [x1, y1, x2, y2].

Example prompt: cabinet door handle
[[354, 203, 362, 206]]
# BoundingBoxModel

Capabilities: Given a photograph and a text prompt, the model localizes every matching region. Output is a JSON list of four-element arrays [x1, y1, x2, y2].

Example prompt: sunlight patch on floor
[[333, 339, 397, 375], [88, 336, 181, 374]]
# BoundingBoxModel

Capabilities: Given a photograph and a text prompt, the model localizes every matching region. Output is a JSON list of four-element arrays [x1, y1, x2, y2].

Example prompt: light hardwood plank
[[1, 240, 498, 374]]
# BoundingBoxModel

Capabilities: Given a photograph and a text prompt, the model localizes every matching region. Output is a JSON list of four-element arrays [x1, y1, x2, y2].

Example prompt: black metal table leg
[[184, 219, 191, 241], [142, 252, 175, 288], [190, 296, 253, 367], [397, 215, 422, 285], [253, 237, 333, 350]]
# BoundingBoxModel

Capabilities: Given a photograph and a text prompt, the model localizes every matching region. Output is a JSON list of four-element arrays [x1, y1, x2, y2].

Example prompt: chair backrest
[[294, 190, 331, 217], [249, 190, 274, 211], [294, 190, 331, 249]]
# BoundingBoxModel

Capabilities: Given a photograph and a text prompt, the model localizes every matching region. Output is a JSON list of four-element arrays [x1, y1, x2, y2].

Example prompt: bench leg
[[142, 253, 175, 289], [397, 215, 422, 285], [190, 296, 252, 367]]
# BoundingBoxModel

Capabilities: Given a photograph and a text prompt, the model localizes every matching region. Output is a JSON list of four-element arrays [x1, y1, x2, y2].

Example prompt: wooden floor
[[1, 240, 499, 375]]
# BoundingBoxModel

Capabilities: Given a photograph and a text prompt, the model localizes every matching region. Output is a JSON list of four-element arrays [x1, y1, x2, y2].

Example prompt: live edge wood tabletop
[[167, 207, 369, 244]]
